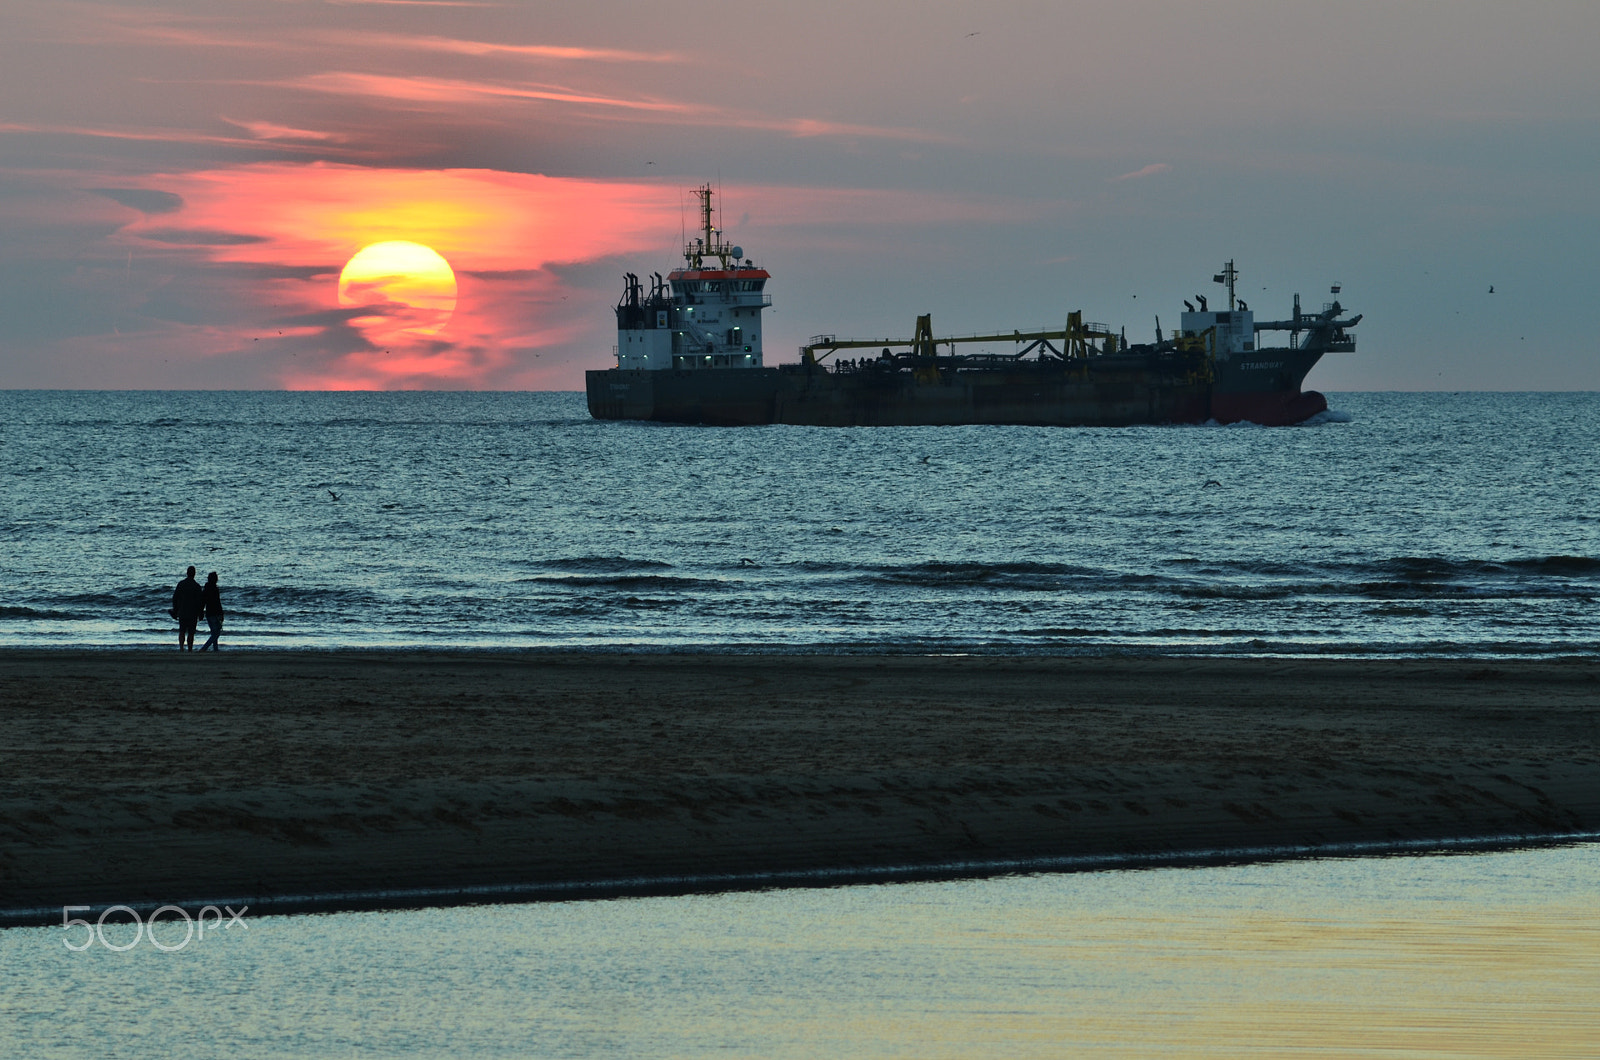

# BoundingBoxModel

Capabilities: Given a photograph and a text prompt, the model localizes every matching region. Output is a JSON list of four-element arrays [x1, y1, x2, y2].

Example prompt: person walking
[[199, 571, 225, 652], [171, 566, 204, 651]]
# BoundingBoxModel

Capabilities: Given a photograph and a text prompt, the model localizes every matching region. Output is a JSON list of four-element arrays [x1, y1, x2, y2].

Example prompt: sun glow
[[338, 240, 457, 337]]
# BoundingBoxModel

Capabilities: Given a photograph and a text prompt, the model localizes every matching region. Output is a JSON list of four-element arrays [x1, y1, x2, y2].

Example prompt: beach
[[2, 651, 1596, 922]]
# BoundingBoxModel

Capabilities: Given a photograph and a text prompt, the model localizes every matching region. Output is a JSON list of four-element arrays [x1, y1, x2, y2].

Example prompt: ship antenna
[[701, 183, 714, 254], [1216, 260, 1238, 310]]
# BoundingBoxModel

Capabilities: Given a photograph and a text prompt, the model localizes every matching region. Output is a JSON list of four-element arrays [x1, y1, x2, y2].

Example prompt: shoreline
[[3, 651, 1596, 927], [5, 830, 1598, 929], [4, 642, 1597, 658]]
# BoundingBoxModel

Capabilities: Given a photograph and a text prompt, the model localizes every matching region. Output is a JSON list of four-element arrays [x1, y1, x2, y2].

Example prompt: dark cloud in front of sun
[[90, 188, 185, 215]]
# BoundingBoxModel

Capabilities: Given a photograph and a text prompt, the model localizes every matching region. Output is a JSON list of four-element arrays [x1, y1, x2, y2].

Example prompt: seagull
[[1202, 480, 1223, 489], [919, 455, 931, 463], [327, 490, 340, 500], [965, 31, 980, 37], [739, 557, 758, 567], [1488, 285, 1495, 294]]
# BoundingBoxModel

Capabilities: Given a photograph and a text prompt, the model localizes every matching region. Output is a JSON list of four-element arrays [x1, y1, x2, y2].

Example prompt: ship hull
[[587, 347, 1324, 427]]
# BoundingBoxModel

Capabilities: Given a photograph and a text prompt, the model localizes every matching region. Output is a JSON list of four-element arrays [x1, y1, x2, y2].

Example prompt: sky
[[1, 0, 1596, 391]]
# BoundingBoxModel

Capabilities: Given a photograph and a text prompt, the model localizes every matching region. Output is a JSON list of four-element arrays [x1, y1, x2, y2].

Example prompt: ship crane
[[1253, 299, 1362, 353]]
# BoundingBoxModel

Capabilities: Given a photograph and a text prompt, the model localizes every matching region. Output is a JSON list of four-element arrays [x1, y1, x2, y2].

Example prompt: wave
[[1301, 408, 1354, 425], [225, 586, 390, 607], [518, 574, 715, 591], [852, 560, 1102, 585], [0, 606, 92, 620], [530, 556, 674, 573]]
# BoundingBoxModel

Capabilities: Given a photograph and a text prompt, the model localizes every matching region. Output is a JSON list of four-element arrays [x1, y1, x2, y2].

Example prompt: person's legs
[[181, 620, 197, 650], [201, 616, 222, 651]]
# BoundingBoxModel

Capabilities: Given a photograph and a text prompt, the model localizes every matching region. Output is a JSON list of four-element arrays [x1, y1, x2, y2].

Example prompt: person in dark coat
[[171, 566, 203, 651], [199, 571, 225, 652]]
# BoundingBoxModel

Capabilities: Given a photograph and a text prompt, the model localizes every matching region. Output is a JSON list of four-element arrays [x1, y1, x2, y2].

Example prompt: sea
[[4, 389, 1598, 1057], [2, 845, 1596, 1058], [3, 390, 1599, 654]]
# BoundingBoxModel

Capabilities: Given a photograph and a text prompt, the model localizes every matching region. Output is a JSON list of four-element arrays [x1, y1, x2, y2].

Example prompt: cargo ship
[[586, 186, 1359, 427]]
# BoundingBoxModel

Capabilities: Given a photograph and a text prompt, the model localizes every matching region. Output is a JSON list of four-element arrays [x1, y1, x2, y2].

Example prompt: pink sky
[[2, 0, 1598, 389]]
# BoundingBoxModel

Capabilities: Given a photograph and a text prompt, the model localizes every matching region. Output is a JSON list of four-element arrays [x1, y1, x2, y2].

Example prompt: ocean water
[[2, 390, 1598, 654], [2, 844, 1595, 1058]]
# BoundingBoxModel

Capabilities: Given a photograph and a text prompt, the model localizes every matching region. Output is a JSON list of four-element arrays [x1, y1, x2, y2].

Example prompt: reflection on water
[[3, 845, 1597, 1058]]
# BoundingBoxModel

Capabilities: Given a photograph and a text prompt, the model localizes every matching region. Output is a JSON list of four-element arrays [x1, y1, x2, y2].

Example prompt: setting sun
[[337, 240, 457, 338]]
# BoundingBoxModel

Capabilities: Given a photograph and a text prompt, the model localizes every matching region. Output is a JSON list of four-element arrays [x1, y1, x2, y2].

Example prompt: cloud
[[23, 162, 1057, 390], [137, 228, 269, 246], [1, 122, 324, 153], [92, 188, 185, 214], [276, 73, 952, 144], [79, 13, 672, 65], [346, 33, 679, 63], [221, 118, 347, 143], [1111, 163, 1172, 182], [282, 71, 691, 113], [324, 0, 501, 7], [85, 165, 687, 388]]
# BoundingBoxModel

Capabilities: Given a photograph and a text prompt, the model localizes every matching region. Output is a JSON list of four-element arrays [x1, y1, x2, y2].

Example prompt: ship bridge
[[615, 184, 772, 371], [1179, 261, 1360, 358]]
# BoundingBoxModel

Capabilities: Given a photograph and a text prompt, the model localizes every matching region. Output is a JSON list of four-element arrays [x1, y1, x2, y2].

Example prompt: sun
[[338, 241, 457, 337]]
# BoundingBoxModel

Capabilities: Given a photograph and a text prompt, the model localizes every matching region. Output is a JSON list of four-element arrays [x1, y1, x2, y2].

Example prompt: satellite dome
[[730, 246, 743, 261]]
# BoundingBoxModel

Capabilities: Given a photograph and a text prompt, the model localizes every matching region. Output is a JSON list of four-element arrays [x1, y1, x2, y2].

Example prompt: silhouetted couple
[[171, 566, 225, 651]]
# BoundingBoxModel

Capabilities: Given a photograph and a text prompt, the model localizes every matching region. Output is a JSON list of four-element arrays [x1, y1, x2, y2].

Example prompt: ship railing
[[926, 324, 1116, 345], [807, 323, 1115, 351]]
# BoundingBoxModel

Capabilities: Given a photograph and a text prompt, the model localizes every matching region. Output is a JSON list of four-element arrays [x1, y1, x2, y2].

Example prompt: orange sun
[[337, 241, 457, 339]]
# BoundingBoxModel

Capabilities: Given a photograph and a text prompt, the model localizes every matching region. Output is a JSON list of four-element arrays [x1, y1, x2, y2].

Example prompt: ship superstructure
[[590, 200, 1359, 426], [614, 184, 771, 371]]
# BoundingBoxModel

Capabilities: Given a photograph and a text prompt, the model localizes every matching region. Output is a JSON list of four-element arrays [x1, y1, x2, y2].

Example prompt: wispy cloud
[[737, 116, 956, 145], [75, 13, 672, 64], [0, 121, 325, 152], [346, 33, 678, 63], [284, 72, 692, 112], [276, 73, 954, 144], [324, 0, 501, 7], [222, 117, 348, 143], [1112, 163, 1172, 182]]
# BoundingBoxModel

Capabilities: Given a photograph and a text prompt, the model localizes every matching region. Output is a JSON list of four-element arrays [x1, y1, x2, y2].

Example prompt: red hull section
[[1211, 389, 1328, 426]]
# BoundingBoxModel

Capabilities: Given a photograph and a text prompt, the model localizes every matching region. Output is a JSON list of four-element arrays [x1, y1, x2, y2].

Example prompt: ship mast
[[685, 184, 738, 270], [1214, 260, 1239, 310]]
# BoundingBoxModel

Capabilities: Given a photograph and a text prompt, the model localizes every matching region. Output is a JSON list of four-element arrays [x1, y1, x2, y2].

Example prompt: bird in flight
[[327, 490, 340, 501]]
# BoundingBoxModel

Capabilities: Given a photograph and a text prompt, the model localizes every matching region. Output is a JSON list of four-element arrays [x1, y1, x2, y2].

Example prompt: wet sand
[[1, 651, 1597, 922]]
